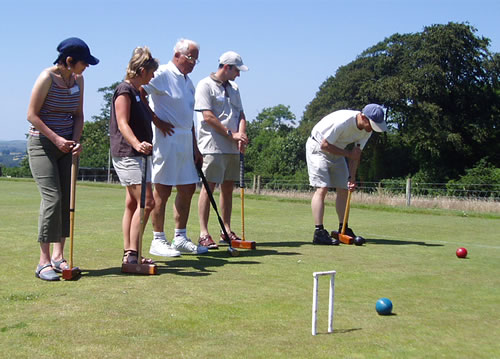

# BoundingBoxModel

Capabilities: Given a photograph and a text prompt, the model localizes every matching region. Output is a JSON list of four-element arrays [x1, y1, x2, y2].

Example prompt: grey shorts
[[112, 156, 152, 186], [202, 154, 239, 184], [306, 137, 348, 189]]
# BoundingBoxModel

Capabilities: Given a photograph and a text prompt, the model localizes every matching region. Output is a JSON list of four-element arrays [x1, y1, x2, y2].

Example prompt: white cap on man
[[219, 51, 249, 71]]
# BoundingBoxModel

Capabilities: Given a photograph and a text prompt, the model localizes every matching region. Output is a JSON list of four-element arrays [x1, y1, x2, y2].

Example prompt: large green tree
[[245, 105, 307, 178], [300, 22, 500, 182], [79, 82, 119, 168]]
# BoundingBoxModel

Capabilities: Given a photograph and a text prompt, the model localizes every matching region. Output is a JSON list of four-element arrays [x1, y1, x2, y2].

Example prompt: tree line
[[5, 22, 499, 188]]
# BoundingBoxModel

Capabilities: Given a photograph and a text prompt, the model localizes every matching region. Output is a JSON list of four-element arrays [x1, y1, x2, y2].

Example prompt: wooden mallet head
[[121, 263, 157, 275], [62, 267, 81, 280]]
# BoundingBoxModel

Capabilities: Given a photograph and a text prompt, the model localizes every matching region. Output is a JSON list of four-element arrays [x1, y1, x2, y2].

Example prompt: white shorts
[[112, 156, 152, 186], [152, 128, 199, 185], [306, 137, 348, 189]]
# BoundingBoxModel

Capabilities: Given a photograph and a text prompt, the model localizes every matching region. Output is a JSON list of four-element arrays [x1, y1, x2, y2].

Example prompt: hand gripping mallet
[[235, 153, 256, 249], [121, 155, 157, 274], [62, 155, 82, 280], [197, 167, 239, 257]]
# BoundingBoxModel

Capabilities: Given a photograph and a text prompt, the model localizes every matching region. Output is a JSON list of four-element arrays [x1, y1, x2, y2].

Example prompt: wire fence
[[248, 176, 500, 202], [19, 167, 498, 202]]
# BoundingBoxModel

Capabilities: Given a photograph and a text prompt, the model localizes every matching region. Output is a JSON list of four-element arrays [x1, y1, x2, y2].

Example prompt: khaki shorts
[[306, 137, 348, 189], [112, 156, 152, 186], [202, 154, 239, 184]]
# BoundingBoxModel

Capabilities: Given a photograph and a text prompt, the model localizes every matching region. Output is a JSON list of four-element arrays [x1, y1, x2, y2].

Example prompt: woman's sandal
[[51, 258, 69, 273], [123, 250, 155, 265], [36, 263, 60, 281]]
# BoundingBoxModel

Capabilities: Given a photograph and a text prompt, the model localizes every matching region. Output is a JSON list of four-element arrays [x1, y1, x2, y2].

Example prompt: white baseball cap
[[219, 51, 249, 71]]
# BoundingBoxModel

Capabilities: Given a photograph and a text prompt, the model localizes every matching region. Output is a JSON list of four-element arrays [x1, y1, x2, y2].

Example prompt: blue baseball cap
[[55, 37, 99, 65], [362, 104, 387, 132]]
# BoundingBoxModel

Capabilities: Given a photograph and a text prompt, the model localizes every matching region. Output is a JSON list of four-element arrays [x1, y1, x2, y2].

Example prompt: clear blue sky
[[1, 0, 499, 141]]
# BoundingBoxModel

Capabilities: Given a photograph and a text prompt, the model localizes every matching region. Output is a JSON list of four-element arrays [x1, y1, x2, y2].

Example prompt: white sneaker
[[172, 236, 209, 254], [149, 237, 181, 257]]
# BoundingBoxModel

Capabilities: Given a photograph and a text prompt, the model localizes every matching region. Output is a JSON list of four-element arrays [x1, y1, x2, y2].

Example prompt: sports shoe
[[329, 231, 341, 245], [173, 236, 209, 254], [198, 234, 218, 249], [149, 237, 181, 257], [338, 225, 356, 238], [313, 228, 339, 245], [219, 231, 241, 245]]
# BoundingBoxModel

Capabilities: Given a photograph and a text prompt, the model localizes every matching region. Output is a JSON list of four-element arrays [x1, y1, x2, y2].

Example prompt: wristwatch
[[226, 129, 232, 137]]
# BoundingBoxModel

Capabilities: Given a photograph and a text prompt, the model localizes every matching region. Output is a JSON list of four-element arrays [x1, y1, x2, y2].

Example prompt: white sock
[[174, 229, 186, 238], [154, 231, 165, 240]]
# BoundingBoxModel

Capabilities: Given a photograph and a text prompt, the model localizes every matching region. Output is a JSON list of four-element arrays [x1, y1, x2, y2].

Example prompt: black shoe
[[338, 226, 356, 238], [313, 229, 334, 245]]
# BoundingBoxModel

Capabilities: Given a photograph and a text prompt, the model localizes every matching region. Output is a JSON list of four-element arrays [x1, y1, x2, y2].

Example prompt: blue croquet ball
[[376, 297, 393, 315]]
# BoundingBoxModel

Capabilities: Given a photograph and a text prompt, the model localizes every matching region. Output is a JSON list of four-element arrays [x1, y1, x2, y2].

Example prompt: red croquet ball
[[456, 247, 468, 258]]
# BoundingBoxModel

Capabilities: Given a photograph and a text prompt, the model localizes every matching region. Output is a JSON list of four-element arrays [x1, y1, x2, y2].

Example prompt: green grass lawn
[[1, 178, 499, 358]]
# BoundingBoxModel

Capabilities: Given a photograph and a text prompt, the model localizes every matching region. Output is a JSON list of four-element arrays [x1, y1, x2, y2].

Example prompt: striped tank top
[[29, 72, 81, 138]]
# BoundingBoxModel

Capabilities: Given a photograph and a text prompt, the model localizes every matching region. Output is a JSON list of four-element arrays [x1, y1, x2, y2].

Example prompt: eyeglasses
[[182, 54, 200, 64]]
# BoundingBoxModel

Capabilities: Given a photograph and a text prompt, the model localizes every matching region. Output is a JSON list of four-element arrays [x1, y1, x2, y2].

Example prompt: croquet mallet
[[197, 167, 239, 256], [337, 144, 361, 244], [121, 155, 157, 274], [235, 153, 256, 249], [62, 155, 82, 280], [338, 189, 354, 244]]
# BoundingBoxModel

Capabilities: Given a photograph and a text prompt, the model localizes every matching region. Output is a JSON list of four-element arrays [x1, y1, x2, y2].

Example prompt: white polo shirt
[[311, 110, 372, 150], [194, 75, 243, 154], [143, 61, 195, 131]]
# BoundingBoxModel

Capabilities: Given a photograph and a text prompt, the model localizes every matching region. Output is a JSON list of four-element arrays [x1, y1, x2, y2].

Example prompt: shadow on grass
[[157, 256, 258, 276], [315, 328, 362, 335], [367, 238, 443, 247], [82, 267, 122, 277], [81, 248, 301, 277], [253, 241, 310, 248]]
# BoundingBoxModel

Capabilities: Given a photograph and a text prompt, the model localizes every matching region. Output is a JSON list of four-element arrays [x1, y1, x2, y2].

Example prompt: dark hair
[[54, 53, 86, 66]]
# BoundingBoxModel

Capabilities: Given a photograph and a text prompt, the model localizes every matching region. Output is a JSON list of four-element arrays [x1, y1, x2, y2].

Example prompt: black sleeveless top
[[109, 81, 153, 157]]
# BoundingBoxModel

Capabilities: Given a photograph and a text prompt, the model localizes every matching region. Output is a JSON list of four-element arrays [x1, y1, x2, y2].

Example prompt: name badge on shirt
[[69, 85, 80, 95], [136, 95, 141, 102]]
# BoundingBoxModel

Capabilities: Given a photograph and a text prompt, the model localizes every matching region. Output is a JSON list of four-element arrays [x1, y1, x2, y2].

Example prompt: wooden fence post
[[406, 177, 412, 207]]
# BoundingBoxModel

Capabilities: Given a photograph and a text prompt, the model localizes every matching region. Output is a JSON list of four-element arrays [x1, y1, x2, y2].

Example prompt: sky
[[1, 0, 499, 141]]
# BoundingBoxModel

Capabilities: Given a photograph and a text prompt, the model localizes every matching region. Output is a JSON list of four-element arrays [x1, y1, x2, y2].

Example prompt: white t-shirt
[[143, 61, 195, 131], [194, 75, 243, 154], [311, 110, 372, 150]]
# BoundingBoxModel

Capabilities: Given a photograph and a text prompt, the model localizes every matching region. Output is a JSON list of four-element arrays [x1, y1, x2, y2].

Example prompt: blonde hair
[[126, 46, 159, 79]]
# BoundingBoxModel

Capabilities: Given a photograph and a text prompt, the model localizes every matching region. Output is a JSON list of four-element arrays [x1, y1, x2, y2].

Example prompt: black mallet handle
[[197, 167, 235, 252]]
